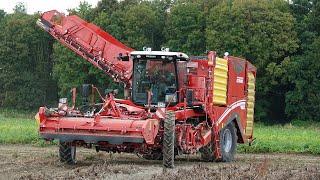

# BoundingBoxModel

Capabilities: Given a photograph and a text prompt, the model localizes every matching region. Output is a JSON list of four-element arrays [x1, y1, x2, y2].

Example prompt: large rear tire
[[59, 141, 76, 165], [162, 111, 175, 168], [219, 123, 237, 162]]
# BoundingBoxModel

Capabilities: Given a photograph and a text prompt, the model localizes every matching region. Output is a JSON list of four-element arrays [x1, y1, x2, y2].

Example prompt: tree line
[[0, 0, 319, 123]]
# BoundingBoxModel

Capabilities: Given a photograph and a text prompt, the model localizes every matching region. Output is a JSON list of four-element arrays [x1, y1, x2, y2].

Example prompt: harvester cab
[[130, 48, 188, 107]]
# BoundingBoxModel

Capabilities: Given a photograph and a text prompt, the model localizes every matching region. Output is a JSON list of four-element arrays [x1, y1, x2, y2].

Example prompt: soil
[[0, 145, 319, 180]]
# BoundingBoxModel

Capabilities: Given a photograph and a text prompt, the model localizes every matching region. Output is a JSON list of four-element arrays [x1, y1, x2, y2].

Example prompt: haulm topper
[[36, 10, 256, 168]]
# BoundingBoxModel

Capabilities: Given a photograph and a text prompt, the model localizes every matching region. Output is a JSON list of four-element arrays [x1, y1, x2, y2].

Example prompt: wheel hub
[[223, 129, 232, 153]]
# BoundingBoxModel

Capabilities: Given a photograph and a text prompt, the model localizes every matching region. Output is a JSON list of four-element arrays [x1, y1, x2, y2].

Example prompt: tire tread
[[59, 142, 76, 165], [163, 111, 175, 168]]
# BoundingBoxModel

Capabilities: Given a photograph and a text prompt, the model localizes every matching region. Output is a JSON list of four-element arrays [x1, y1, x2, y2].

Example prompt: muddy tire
[[199, 142, 215, 162], [219, 123, 237, 162], [59, 141, 76, 165], [162, 111, 175, 168], [142, 151, 163, 160]]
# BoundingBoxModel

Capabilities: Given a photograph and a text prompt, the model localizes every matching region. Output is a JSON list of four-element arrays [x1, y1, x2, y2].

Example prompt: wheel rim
[[222, 129, 232, 153]]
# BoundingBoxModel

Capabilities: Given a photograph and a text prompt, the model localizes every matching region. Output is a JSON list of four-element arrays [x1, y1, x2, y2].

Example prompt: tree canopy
[[206, 0, 299, 122], [0, 10, 56, 109]]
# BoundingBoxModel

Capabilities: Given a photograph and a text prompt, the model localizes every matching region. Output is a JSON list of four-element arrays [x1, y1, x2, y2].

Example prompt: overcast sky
[[0, 0, 99, 14]]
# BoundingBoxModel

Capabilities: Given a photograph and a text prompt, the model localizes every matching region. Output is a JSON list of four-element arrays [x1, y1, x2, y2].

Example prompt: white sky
[[0, 0, 99, 14]]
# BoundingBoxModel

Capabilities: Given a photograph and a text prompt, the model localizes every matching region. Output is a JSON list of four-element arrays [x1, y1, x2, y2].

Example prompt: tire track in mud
[[0, 145, 319, 180]]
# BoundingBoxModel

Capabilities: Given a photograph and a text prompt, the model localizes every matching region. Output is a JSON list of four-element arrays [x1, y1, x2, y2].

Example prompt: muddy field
[[0, 145, 319, 180]]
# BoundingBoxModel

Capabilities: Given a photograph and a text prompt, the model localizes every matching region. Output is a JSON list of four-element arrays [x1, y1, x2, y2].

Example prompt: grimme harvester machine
[[36, 10, 256, 168]]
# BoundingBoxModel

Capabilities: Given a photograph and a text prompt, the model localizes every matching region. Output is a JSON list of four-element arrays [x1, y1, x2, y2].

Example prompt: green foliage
[[268, 0, 320, 121], [95, 0, 119, 15], [0, 9, 5, 21], [206, 0, 299, 122], [94, 1, 164, 50], [0, 108, 36, 119], [283, 38, 320, 121], [290, 0, 316, 52], [165, 1, 206, 55], [122, 3, 160, 49], [52, 43, 119, 97], [207, 0, 298, 66], [307, 0, 320, 35], [13, 2, 27, 14], [0, 10, 56, 109], [69, 1, 95, 21], [287, 1, 320, 121]]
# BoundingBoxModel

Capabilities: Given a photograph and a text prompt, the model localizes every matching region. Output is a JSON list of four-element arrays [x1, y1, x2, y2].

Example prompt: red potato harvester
[[35, 10, 256, 168]]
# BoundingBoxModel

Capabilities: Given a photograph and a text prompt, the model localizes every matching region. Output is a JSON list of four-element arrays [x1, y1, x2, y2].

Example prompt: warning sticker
[[236, 77, 244, 84]]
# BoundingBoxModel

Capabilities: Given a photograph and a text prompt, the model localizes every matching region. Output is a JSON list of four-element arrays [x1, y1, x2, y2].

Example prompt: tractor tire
[[162, 111, 175, 168], [199, 142, 215, 162], [59, 141, 76, 165], [142, 150, 163, 160], [218, 123, 237, 162]]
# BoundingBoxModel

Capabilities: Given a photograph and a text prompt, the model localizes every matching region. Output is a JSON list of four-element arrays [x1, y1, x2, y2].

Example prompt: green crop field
[[0, 110, 39, 144], [239, 123, 320, 154], [0, 110, 319, 154]]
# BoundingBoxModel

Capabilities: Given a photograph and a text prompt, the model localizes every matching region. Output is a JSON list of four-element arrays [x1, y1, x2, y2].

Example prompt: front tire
[[162, 111, 175, 168], [199, 142, 215, 162], [142, 149, 163, 160], [59, 141, 76, 165], [219, 123, 237, 162]]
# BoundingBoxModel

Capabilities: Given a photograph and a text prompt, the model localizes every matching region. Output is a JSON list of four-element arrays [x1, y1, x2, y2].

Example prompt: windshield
[[132, 59, 177, 105]]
